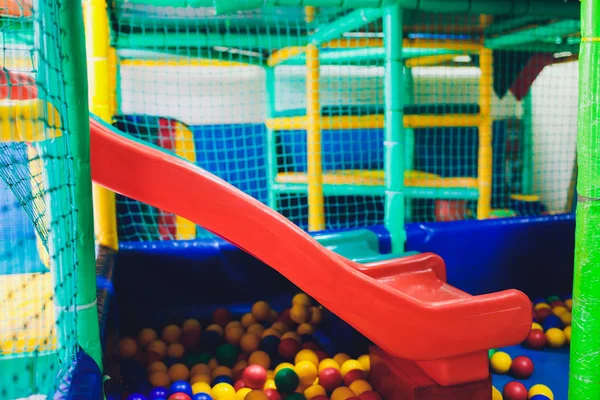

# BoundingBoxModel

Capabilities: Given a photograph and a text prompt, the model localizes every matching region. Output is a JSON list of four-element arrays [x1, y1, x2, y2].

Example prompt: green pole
[[383, 3, 405, 252], [521, 91, 533, 195], [485, 20, 581, 49], [265, 66, 279, 210], [569, 0, 600, 398], [280, 48, 458, 66], [309, 8, 383, 46], [404, 66, 414, 221]]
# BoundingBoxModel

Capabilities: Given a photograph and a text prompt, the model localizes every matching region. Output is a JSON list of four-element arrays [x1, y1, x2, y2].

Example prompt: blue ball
[[212, 375, 234, 386], [193, 394, 213, 400], [202, 330, 223, 352], [529, 395, 551, 400], [542, 314, 563, 330], [149, 387, 169, 399], [170, 380, 193, 396], [261, 335, 281, 357], [126, 394, 148, 400]]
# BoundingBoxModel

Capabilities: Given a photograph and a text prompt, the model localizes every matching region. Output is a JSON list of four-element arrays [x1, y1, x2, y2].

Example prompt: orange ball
[[290, 305, 309, 324], [207, 324, 225, 336], [148, 361, 168, 375], [149, 371, 171, 387], [162, 324, 182, 344], [213, 366, 233, 379], [245, 390, 268, 400], [241, 313, 256, 328], [226, 321, 243, 331], [148, 340, 167, 358], [191, 364, 211, 376], [310, 307, 322, 325], [168, 363, 190, 381], [191, 374, 211, 385], [240, 333, 261, 353], [248, 351, 271, 369], [247, 324, 265, 337], [297, 323, 314, 336], [262, 328, 282, 338], [167, 343, 185, 359], [349, 380, 373, 396], [183, 319, 202, 335], [271, 322, 289, 334], [282, 332, 301, 343], [252, 301, 272, 322], [137, 328, 158, 348], [119, 337, 138, 358], [226, 326, 245, 346], [331, 387, 355, 400], [209, 357, 219, 370], [292, 293, 312, 307], [333, 353, 351, 366], [305, 385, 327, 400]]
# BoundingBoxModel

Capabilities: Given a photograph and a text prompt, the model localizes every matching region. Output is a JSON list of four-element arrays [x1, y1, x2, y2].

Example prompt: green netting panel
[[0, 0, 98, 397], [109, 4, 578, 241]]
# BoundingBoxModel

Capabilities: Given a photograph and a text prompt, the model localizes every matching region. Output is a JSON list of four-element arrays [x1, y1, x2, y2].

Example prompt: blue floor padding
[[492, 345, 569, 399]]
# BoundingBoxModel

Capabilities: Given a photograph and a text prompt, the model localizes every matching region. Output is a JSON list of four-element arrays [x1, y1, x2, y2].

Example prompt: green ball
[[488, 348, 497, 359], [286, 394, 306, 400], [275, 368, 299, 393], [183, 352, 205, 367], [547, 295, 561, 302], [215, 344, 238, 367], [197, 352, 213, 364]]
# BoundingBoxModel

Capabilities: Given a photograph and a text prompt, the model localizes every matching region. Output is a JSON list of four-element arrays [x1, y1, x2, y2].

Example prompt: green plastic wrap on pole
[[404, 66, 414, 221], [127, 0, 213, 5], [60, 0, 104, 371], [383, 3, 405, 253], [521, 91, 533, 195], [570, 0, 600, 398], [280, 48, 457, 65], [265, 66, 279, 210], [309, 8, 383, 45], [485, 20, 581, 49]]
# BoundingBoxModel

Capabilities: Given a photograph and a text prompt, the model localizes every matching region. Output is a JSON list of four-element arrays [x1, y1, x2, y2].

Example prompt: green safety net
[[107, 4, 579, 239], [0, 0, 95, 397]]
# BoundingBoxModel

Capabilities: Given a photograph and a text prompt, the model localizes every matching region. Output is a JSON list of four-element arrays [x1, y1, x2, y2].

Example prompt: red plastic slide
[[90, 118, 531, 386]]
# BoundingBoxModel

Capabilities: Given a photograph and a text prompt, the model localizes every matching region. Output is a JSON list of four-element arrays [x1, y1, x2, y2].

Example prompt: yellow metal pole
[[84, 0, 118, 249], [306, 44, 325, 231], [267, 47, 307, 67], [305, 6, 316, 23], [405, 54, 457, 68], [477, 47, 493, 219]]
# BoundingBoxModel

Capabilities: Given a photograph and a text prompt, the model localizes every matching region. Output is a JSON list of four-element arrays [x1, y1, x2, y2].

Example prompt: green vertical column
[[569, 0, 600, 398], [383, 3, 405, 252], [404, 66, 414, 221], [265, 66, 279, 210], [521, 90, 533, 195]]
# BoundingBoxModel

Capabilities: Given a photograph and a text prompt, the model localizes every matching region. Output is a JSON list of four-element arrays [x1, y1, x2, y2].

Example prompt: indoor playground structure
[[0, 0, 595, 399]]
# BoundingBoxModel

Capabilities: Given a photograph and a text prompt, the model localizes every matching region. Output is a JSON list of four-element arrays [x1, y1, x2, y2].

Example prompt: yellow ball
[[247, 324, 265, 337], [292, 293, 312, 307], [240, 333, 261, 353], [272, 322, 289, 334], [295, 360, 318, 386], [149, 371, 170, 387], [264, 379, 277, 390], [565, 299, 573, 310], [162, 324, 182, 344], [226, 321, 243, 331], [191, 364, 211, 376], [191, 374, 211, 385], [219, 395, 238, 400], [331, 387, 355, 400], [318, 358, 340, 372], [192, 382, 212, 395], [262, 328, 282, 338], [183, 319, 202, 335], [212, 366, 233, 379], [340, 360, 364, 377], [297, 323, 314, 336], [252, 301, 272, 321], [531, 322, 543, 331], [148, 361, 168, 375], [282, 332, 301, 343], [119, 337, 138, 358], [489, 352, 512, 374], [552, 306, 568, 317], [137, 328, 158, 348], [564, 326, 572, 343], [207, 324, 225, 336], [333, 353, 351, 366], [241, 313, 257, 328], [290, 305, 310, 324], [305, 384, 327, 400], [168, 363, 190, 381], [534, 303, 551, 311], [226, 326, 245, 346], [349, 380, 373, 396], [249, 351, 271, 369], [167, 343, 185, 359], [295, 349, 319, 367], [310, 307, 323, 325], [237, 388, 252, 399], [212, 383, 236, 400], [357, 355, 370, 374], [148, 340, 167, 358], [528, 384, 554, 400], [246, 390, 268, 400], [559, 312, 572, 326], [492, 385, 502, 400], [209, 357, 219, 370], [275, 362, 296, 375], [546, 328, 567, 348]]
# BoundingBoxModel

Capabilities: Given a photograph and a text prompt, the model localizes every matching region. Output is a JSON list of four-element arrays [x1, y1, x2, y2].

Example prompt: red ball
[[510, 356, 534, 379], [238, 353, 249, 361], [536, 308, 552, 322], [264, 389, 282, 400], [278, 338, 301, 360], [347, 397, 359, 400], [213, 308, 233, 327], [234, 379, 246, 391], [319, 368, 343, 392], [344, 369, 368, 386], [302, 342, 320, 351], [502, 381, 528, 400], [315, 350, 328, 361], [525, 329, 547, 350], [169, 394, 192, 400], [359, 391, 382, 400], [243, 364, 268, 389], [550, 300, 565, 309], [311, 396, 328, 400], [277, 309, 292, 324]]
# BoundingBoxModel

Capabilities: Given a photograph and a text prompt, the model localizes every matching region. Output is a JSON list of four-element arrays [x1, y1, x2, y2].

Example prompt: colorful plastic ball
[[295, 360, 318, 386], [262, 328, 282, 339], [356, 355, 370, 374], [502, 381, 528, 400], [529, 396, 550, 400], [165, 357, 182, 368], [162, 325, 183, 345], [120, 337, 138, 358], [212, 383, 236, 400], [237, 388, 252, 399], [239, 333, 260, 354], [170, 381, 193, 396], [213, 376, 235, 386], [531, 322, 543, 331], [212, 366, 233, 379], [491, 386, 502, 400], [138, 328, 158, 348], [546, 328, 566, 348], [211, 308, 232, 327], [318, 359, 340, 372], [264, 378, 277, 390], [127, 394, 148, 400], [192, 382, 212, 395], [197, 353, 213, 364], [565, 299, 573, 310], [232, 361, 248, 381], [359, 392, 381, 400], [150, 371, 171, 388], [234, 379, 246, 391], [546, 295, 560, 302], [290, 306, 310, 324], [168, 364, 190, 382], [292, 293, 312, 307], [191, 375, 211, 385], [528, 384, 554, 399], [490, 352, 512, 374], [295, 350, 319, 367], [279, 339, 302, 361], [344, 369, 367, 386], [252, 301, 272, 321], [245, 390, 269, 400], [208, 358, 219, 371], [525, 329, 547, 350], [191, 364, 211, 376], [168, 394, 191, 400], [310, 307, 322, 325], [261, 335, 281, 357], [311, 396, 328, 400], [150, 387, 169, 400], [348, 380, 372, 396], [534, 303, 550, 311], [304, 385, 326, 400], [542, 314, 563, 331], [225, 327, 245, 347], [202, 331, 224, 352], [331, 387, 355, 400], [206, 324, 224, 336], [536, 308, 552, 322], [510, 356, 534, 379], [319, 368, 343, 392], [168, 343, 185, 359], [559, 312, 572, 326], [275, 362, 296, 375], [183, 319, 202, 334], [192, 394, 213, 400], [285, 393, 306, 400], [340, 360, 364, 377], [149, 362, 168, 376], [297, 324, 314, 336], [564, 326, 572, 343], [248, 324, 266, 337], [243, 364, 268, 389], [274, 368, 300, 393], [264, 388, 282, 400], [333, 354, 350, 366], [216, 344, 239, 367]]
